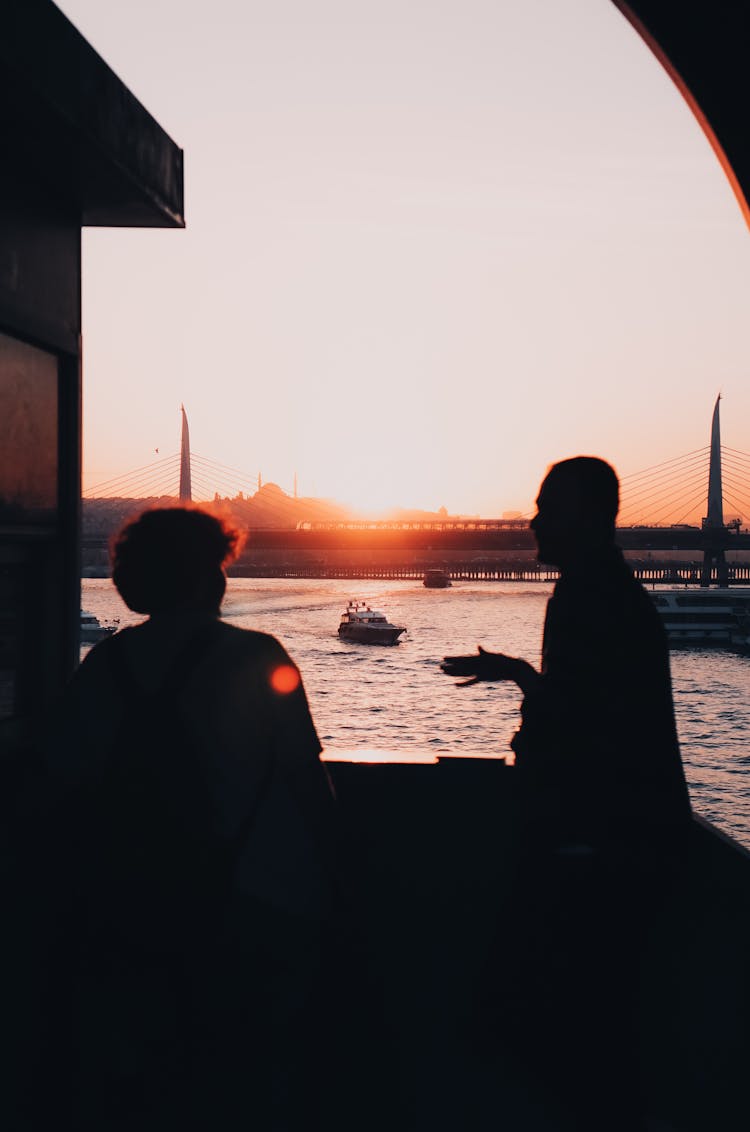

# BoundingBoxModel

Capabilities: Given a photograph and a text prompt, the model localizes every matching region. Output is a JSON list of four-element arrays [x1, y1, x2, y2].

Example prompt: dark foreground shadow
[[3, 752, 749, 1131]]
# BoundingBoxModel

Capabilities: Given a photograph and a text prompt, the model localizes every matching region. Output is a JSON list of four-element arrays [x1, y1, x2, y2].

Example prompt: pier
[[223, 558, 750, 585], [78, 536, 750, 586], [82, 529, 750, 584]]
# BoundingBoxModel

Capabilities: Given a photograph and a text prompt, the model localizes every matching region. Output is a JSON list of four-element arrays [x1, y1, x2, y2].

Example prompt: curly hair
[[110, 507, 241, 615]]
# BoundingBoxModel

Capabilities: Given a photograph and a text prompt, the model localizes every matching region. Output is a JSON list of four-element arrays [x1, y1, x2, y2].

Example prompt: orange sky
[[58, 0, 750, 518]]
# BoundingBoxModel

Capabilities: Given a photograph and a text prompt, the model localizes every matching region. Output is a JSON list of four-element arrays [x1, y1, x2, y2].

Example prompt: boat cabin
[[342, 602, 390, 624]]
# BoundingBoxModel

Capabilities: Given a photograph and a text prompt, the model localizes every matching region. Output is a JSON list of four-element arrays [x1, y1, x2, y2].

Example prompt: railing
[[224, 560, 750, 584]]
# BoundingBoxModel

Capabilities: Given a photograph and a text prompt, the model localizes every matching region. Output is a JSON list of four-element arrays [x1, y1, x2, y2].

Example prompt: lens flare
[[270, 664, 300, 694]]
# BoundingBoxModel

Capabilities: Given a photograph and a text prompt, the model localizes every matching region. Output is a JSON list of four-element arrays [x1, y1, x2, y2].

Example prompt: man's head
[[530, 456, 619, 567]]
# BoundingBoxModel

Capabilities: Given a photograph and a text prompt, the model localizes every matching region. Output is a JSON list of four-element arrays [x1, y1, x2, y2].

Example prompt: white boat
[[80, 610, 117, 644], [651, 588, 750, 648], [338, 601, 406, 646]]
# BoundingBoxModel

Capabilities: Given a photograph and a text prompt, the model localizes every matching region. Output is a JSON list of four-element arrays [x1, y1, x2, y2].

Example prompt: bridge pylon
[[179, 404, 192, 502], [700, 394, 729, 586]]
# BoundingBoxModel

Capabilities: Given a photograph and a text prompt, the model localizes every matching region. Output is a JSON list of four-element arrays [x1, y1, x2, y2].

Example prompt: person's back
[[67, 616, 333, 931], [47, 509, 340, 1130]]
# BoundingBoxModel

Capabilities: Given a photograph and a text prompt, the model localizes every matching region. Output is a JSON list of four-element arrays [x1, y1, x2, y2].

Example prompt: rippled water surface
[[83, 577, 750, 849]]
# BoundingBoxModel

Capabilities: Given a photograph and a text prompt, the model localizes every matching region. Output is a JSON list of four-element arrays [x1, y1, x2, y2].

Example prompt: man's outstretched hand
[[441, 646, 539, 693]]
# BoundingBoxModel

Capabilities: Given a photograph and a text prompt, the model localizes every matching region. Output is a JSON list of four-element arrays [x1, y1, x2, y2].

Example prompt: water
[[82, 576, 750, 850]]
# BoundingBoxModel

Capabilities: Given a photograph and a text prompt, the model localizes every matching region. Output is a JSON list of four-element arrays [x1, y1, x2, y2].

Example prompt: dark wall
[[327, 758, 750, 1129], [0, 175, 80, 354], [0, 168, 81, 746]]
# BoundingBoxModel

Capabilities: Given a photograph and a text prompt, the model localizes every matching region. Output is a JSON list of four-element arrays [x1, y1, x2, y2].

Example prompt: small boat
[[338, 601, 406, 646], [80, 610, 117, 644], [423, 569, 451, 589]]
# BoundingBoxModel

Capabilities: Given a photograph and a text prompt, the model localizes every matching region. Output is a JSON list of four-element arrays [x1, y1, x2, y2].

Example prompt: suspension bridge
[[82, 400, 750, 583]]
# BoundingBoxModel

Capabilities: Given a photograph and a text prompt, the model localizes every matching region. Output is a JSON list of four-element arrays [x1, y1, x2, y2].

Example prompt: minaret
[[179, 404, 192, 502]]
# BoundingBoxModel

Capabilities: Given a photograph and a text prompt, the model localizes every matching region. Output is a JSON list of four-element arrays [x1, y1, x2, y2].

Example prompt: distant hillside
[[83, 484, 459, 540]]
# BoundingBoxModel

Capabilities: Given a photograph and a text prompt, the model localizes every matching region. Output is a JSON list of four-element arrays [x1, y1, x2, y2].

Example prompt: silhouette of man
[[443, 455, 691, 852], [442, 456, 692, 1129]]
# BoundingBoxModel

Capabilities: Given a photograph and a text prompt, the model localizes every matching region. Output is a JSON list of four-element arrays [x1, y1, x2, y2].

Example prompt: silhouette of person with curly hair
[[50, 507, 343, 1130]]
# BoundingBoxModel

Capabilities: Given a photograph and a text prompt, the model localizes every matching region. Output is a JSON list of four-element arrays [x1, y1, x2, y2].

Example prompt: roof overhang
[[0, 0, 184, 228], [5, 2, 747, 235], [613, 1, 750, 229]]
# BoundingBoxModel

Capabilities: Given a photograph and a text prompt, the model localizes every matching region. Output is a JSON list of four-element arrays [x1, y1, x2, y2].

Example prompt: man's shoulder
[[552, 560, 661, 631]]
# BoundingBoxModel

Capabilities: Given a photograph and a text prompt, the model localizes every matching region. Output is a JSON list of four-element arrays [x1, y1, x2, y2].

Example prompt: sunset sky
[[58, 0, 750, 517]]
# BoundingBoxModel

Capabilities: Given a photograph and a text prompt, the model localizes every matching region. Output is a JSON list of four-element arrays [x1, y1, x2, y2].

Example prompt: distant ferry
[[651, 588, 750, 648], [338, 601, 406, 646], [423, 569, 452, 589]]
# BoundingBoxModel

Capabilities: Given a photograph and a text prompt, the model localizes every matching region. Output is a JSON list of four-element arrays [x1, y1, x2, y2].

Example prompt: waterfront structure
[[0, 0, 183, 744], [80, 406, 750, 581]]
